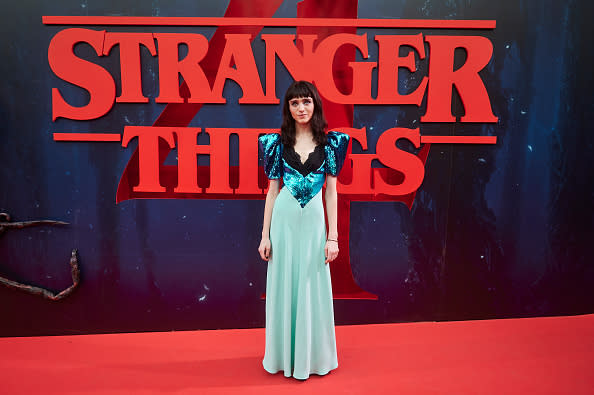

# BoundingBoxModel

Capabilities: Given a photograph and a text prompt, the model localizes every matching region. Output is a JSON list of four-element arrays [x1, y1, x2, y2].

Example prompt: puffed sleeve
[[258, 133, 283, 179], [324, 131, 350, 176]]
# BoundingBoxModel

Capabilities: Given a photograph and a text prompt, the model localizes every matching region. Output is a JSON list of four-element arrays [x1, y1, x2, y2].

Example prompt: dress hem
[[263, 361, 338, 380]]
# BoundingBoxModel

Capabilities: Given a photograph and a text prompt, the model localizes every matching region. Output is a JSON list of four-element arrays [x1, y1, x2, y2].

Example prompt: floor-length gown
[[258, 131, 349, 380]]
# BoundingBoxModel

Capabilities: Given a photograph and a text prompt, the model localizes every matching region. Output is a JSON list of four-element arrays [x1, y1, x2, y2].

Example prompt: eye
[[290, 101, 298, 106], [304, 99, 312, 105]]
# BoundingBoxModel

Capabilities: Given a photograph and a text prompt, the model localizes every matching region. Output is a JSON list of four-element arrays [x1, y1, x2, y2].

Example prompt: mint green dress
[[258, 132, 350, 380]]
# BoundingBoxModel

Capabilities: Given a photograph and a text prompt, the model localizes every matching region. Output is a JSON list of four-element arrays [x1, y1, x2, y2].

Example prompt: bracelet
[[327, 238, 338, 242]]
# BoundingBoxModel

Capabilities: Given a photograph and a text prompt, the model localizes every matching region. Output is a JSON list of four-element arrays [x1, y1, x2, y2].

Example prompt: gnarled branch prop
[[0, 212, 68, 235], [0, 212, 80, 300]]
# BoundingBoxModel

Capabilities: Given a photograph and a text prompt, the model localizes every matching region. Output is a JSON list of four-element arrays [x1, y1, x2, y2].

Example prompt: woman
[[258, 80, 350, 380]]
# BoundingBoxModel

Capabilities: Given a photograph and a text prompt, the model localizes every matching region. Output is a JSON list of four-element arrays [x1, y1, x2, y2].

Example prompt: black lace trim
[[283, 144, 324, 176]]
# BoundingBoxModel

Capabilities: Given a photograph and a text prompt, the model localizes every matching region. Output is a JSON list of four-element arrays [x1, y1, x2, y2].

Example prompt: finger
[[329, 251, 338, 262], [265, 246, 271, 261], [260, 246, 269, 261]]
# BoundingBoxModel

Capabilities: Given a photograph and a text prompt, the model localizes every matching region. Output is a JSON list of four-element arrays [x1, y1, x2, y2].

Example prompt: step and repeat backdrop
[[1, 0, 592, 335]]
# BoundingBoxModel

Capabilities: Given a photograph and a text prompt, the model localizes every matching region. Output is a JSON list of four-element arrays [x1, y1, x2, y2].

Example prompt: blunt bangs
[[284, 81, 315, 102]]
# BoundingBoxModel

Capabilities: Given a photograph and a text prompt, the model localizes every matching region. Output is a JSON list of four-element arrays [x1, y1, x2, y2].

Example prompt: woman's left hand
[[325, 240, 339, 264]]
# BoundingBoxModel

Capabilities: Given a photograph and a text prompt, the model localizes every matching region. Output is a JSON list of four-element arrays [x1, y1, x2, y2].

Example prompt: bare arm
[[258, 179, 280, 261], [324, 175, 339, 263]]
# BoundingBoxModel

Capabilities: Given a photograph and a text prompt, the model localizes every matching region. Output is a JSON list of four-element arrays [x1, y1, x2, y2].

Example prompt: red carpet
[[1, 314, 592, 394]]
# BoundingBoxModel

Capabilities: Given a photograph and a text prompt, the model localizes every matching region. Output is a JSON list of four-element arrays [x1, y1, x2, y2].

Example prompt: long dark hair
[[280, 80, 328, 147]]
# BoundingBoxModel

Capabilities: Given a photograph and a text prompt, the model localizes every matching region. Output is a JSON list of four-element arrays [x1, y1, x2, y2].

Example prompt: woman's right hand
[[258, 238, 272, 261]]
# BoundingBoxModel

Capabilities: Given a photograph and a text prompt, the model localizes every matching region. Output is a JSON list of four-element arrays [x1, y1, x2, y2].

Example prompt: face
[[288, 96, 315, 125]]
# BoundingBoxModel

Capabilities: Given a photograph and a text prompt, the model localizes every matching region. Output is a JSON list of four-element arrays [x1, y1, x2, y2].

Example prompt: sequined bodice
[[259, 131, 350, 208], [282, 159, 326, 207]]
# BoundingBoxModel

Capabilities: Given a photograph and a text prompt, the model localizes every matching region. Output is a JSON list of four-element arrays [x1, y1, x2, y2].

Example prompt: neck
[[295, 123, 313, 139]]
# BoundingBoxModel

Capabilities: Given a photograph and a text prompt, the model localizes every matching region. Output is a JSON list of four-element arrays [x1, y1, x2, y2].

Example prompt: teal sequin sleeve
[[324, 131, 350, 176], [258, 133, 283, 180]]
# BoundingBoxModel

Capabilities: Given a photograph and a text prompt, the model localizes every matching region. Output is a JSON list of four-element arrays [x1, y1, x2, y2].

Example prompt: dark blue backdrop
[[1, 0, 593, 336]]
